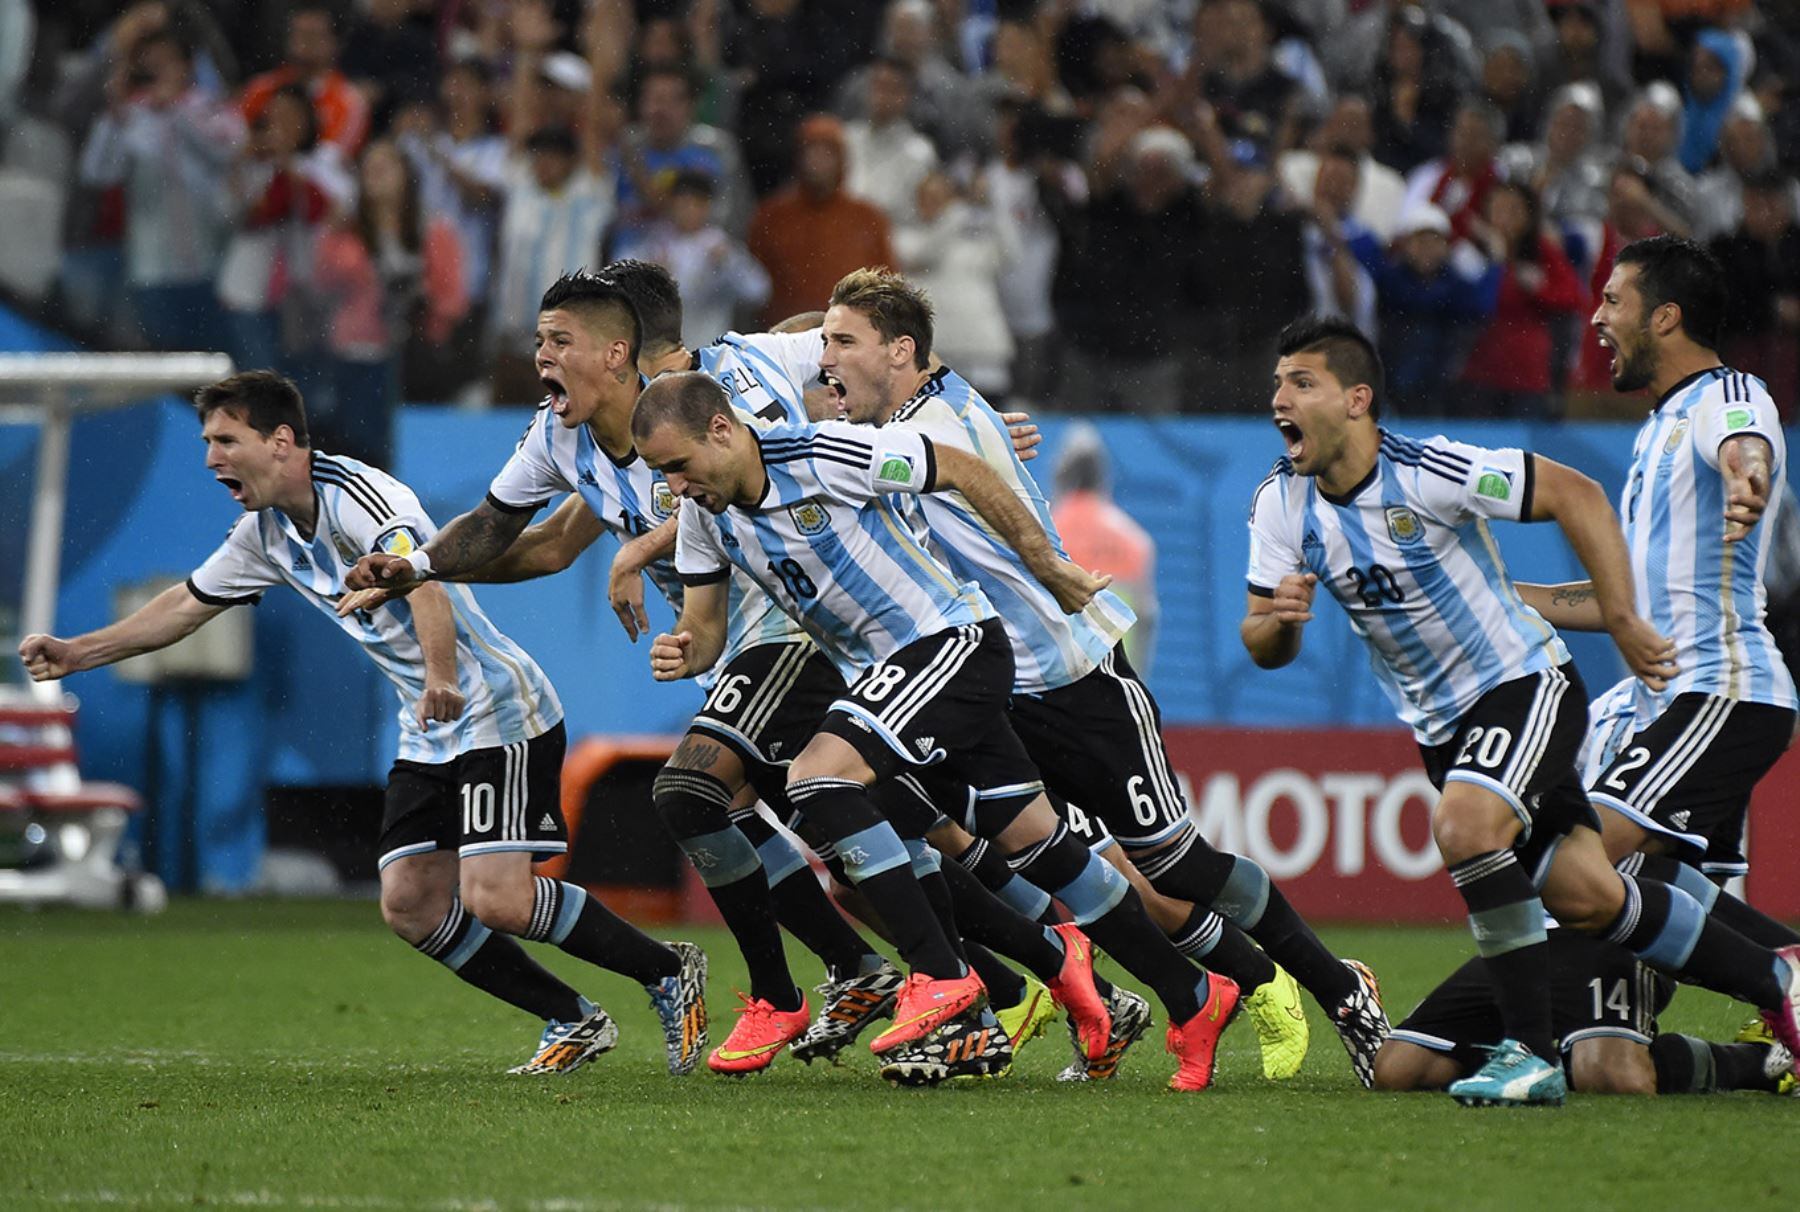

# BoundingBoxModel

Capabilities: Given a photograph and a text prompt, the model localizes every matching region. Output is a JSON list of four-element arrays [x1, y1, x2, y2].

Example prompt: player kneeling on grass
[[17, 371, 707, 1077], [1240, 317, 1800, 1107]]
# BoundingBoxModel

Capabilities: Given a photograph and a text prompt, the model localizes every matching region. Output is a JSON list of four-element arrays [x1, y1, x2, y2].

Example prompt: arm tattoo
[[1550, 585, 1596, 608], [428, 500, 532, 576]]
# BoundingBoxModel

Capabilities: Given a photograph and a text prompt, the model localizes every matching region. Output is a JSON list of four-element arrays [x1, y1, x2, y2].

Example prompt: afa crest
[[1663, 417, 1691, 455], [1385, 506, 1423, 544], [789, 502, 831, 535], [651, 480, 676, 519]]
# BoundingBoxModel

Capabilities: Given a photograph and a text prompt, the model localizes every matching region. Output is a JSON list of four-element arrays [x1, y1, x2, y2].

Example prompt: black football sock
[[1628, 853, 1800, 948], [939, 858, 1067, 985], [1141, 835, 1355, 1007], [965, 941, 1027, 1008], [732, 809, 877, 980], [1450, 850, 1555, 1061], [522, 876, 679, 987], [1607, 874, 1784, 1009], [412, 899, 584, 1022], [952, 833, 1055, 922], [1650, 1034, 1782, 1093], [1172, 905, 1277, 990]]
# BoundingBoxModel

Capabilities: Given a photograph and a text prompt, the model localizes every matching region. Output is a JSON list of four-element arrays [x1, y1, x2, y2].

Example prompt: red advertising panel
[[1160, 727, 1800, 923]]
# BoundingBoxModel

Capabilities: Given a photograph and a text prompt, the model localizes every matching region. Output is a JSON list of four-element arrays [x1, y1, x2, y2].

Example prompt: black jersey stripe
[[313, 457, 397, 515], [313, 471, 394, 524]]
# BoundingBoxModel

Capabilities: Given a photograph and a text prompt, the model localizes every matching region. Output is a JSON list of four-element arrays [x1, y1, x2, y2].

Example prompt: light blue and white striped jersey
[[188, 453, 562, 765], [486, 394, 809, 677], [878, 367, 1134, 693], [694, 328, 827, 424], [1618, 367, 1796, 711], [1247, 429, 1569, 745], [674, 420, 996, 680], [1578, 675, 1644, 787]]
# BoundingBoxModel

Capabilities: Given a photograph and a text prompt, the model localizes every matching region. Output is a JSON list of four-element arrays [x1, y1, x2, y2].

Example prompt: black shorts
[[818, 619, 1045, 816], [689, 641, 846, 814], [1587, 693, 1794, 875], [1390, 930, 1669, 1075], [1008, 645, 1189, 848], [378, 723, 569, 868], [883, 774, 1118, 854], [1420, 664, 1600, 883]]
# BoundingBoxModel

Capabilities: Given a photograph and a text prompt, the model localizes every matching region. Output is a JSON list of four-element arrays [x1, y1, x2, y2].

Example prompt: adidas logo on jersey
[[578, 468, 600, 487], [292, 551, 312, 572], [1668, 811, 1691, 830], [914, 735, 936, 757], [540, 814, 557, 831]]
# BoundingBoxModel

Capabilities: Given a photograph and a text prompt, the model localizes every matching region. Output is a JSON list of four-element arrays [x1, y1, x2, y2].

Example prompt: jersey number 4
[[1344, 563, 1406, 607]]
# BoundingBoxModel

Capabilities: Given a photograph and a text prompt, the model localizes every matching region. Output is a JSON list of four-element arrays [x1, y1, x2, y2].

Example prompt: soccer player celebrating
[[634, 370, 1242, 1089], [1241, 316, 1800, 1106], [18, 371, 706, 1077], [818, 267, 1390, 1085]]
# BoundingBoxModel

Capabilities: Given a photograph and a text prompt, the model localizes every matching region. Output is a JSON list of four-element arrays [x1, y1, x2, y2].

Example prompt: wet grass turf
[[1, 900, 1791, 1211]]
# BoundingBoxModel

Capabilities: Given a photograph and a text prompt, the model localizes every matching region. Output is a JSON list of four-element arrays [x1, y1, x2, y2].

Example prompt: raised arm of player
[[1240, 573, 1318, 669], [611, 515, 676, 642], [407, 582, 468, 730], [930, 444, 1110, 613], [649, 577, 727, 681], [1529, 455, 1679, 690], [347, 498, 535, 590], [18, 584, 225, 681], [1721, 433, 1774, 542]]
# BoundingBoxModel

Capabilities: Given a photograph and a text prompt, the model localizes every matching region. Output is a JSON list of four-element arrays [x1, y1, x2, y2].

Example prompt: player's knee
[[1545, 877, 1624, 933], [459, 871, 533, 935], [1569, 1051, 1655, 1095], [1370, 1043, 1428, 1091], [378, 872, 453, 943]]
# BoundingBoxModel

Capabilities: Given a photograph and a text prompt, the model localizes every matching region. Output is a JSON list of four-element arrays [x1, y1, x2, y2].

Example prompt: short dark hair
[[1614, 234, 1727, 348], [828, 267, 933, 368], [605, 258, 685, 353], [638, 64, 695, 100], [195, 370, 311, 447], [631, 370, 734, 443], [1276, 315, 1385, 419], [539, 269, 642, 361], [670, 168, 716, 198], [524, 125, 577, 156]]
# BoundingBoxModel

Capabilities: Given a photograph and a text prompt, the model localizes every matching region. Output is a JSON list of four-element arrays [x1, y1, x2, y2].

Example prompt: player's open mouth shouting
[[215, 475, 246, 502], [1274, 414, 1305, 461], [542, 373, 571, 417]]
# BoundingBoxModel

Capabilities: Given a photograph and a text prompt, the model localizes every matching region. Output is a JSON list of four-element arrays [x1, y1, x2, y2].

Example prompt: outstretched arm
[[18, 584, 224, 680], [347, 498, 534, 590], [407, 582, 468, 730], [930, 444, 1110, 613], [1529, 456, 1678, 690]]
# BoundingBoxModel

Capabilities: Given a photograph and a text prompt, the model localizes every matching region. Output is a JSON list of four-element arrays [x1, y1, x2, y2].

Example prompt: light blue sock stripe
[[1217, 856, 1272, 930], [756, 832, 809, 887], [679, 827, 763, 887], [548, 881, 586, 946], [1641, 885, 1706, 970], [1468, 899, 1549, 957], [838, 824, 910, 882], [1054, 851, 1129, 925], [1669, 862, 1721, 914], [999, 876, 1053, 922], [904, 838, 942, 877], [443, 920, 491, 972]]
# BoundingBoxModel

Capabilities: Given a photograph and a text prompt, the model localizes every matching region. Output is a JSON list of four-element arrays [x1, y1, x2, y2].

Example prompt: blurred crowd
[[1, 0, 1797, 461]]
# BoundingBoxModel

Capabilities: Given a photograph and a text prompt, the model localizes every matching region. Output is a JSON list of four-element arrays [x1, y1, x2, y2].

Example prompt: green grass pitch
[[1, 901, 1792, 1211]]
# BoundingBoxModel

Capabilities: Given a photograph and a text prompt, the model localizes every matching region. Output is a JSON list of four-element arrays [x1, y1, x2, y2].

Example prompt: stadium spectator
[[338, 0, 438, 118], [77, 22, 241, 351], [1503, 83, 1612, 230], [843, 57, 938, 225], [629, 3, 735, 131], [893, 170, 1015, 398], [973, 17, 1071, 115], [1479, 33, 1543, 144], [984, 99, 1072, 408], [836, 0, 983, 158], [1366, 8, 1468, 174], [1680, 28, 1755, 172], [1051, 422, 1160, 677], [313, 138, 465, 463], [613, 65, 751, 246], [614, 170, 770, 350], [485, 17, 620, 405], [1280, 95, 1408, 239], [216, 85, 347, 377], [1541, 0, 1635, 114], [1618, 83, 1700, 230], [1189, 0, 1306, 155], [1710, 168, 1800, 412], [1401, 100, 1505, 243], [1694, 98, 1786, 239], [238, 4, 369, 162], [1051, 124, 1209, 413], [725, 0, 855, 197], [746, 114, 894, 328], [1348, 202, 1500, 411], [1301, 146, 1379, 335], [392, 59, 508, 397], [1458, 179, 1585, 417]]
